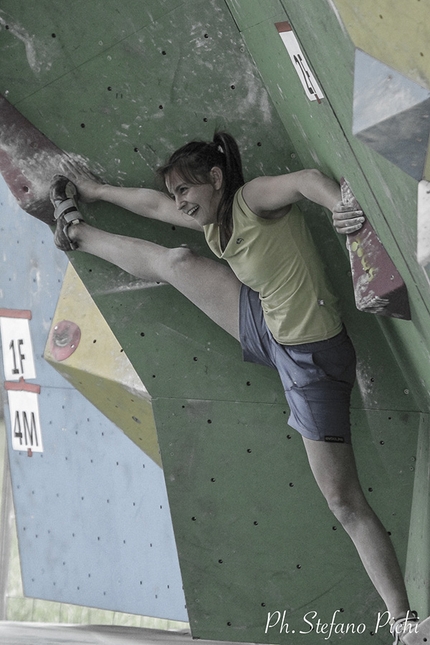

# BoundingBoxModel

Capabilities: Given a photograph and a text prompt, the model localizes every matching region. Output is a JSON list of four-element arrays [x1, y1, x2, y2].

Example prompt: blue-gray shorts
[[239, 285, 356, 443]]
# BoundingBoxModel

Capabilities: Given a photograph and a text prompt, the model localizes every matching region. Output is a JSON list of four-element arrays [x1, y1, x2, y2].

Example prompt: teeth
[[187, 206, 198, 216]]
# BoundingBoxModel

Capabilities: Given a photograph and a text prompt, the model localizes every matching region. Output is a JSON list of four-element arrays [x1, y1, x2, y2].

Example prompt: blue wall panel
[[0, 177, 187, 620]]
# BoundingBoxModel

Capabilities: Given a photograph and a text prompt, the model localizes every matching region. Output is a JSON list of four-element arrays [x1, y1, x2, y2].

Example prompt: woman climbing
[[50, 131, 419, 644]]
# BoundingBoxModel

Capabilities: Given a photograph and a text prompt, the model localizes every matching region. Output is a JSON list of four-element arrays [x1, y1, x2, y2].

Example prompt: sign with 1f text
[[0, 316, 36, 381], [0, 312, 43, 453]]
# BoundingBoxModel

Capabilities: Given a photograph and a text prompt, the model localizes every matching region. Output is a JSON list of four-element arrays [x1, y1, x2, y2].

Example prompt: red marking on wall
[[275, 21, 292, 33], [0, 308, 32, 319], [5, 378, 41, 394]]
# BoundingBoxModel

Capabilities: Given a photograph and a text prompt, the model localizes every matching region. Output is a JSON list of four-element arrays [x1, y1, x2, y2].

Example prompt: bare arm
[[61, 161, 203, 231], [242, 169, 365, 234], [95, 184, 203, 230]]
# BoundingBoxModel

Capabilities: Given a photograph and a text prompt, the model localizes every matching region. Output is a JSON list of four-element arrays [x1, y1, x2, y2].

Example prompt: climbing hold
[[49, 320, 81, 361]]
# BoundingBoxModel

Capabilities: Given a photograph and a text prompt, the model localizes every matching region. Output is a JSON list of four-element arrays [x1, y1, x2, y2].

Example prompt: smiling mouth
[[186, 206, 199, 216]]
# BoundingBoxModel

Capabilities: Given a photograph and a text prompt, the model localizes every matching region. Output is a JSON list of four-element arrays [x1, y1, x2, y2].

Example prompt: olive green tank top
[[203, 186, 342, 345]]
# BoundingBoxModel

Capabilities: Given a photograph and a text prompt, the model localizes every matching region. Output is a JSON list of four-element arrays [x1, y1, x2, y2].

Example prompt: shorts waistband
[[282, 326, 348, 353]]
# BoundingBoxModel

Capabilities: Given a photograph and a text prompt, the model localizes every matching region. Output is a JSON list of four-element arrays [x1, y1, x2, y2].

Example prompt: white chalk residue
[[0, 128, 106, 204], [92, 279, 165, 297], [245, 71, 272, 124], [291, 114, 322, 166], [0, 142, 64, 201], [0, 12, 55, 74], [355, 358, 377, 408]]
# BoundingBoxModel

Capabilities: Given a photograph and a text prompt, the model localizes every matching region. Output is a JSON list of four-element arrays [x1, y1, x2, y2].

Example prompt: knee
[[325, 490, 368, 528], [159, 245, 197, 281], [165, 245, 196, 271]]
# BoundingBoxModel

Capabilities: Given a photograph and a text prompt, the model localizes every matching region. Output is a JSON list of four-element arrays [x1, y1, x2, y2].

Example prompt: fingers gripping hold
[[59, 159, 104, 203], [332, 203, 365, 235], [332, 178, 365, 235]]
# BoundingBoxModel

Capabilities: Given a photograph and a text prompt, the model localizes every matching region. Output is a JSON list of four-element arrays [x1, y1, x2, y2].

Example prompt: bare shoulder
[[242, 177, 271, 204], [242, 176, 297, 220]]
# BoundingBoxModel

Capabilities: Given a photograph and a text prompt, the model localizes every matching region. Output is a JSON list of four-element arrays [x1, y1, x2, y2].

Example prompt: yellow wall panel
[[44, 264, 161, 466], [334, 0, 430, 89]]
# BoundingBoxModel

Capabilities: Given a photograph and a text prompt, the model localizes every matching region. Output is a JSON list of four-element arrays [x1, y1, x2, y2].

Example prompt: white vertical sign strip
[[277, 24, 324, 102], [7, 389, 44, 453], [417, 180, 430, 266], [0, 317, 36, 381]]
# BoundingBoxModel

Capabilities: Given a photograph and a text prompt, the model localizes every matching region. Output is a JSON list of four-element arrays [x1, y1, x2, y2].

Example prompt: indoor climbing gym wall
[[0, 176, 188, 622], [0, 0, 429, 644]]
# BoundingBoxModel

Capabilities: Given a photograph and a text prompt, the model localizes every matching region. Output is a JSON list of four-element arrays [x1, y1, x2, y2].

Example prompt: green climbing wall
[[1, 0, 430, 643]]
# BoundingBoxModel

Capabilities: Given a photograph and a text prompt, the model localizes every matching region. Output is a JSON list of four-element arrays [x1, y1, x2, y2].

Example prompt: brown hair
[[157, 131, 244, 234]]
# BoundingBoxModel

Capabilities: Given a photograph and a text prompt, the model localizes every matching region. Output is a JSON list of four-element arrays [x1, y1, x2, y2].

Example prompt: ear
[[210, 166, 223, 190]]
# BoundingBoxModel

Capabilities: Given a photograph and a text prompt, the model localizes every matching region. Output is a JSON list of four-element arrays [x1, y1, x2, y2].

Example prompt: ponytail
[[212, 131, 244, 233], [157, 131, 244, 234]]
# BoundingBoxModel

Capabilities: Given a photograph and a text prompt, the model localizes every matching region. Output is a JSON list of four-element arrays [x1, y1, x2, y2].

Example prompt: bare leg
[[69, 222, 242, 339], [67, 222, 409, 615], [303, 437, 410, 618]]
